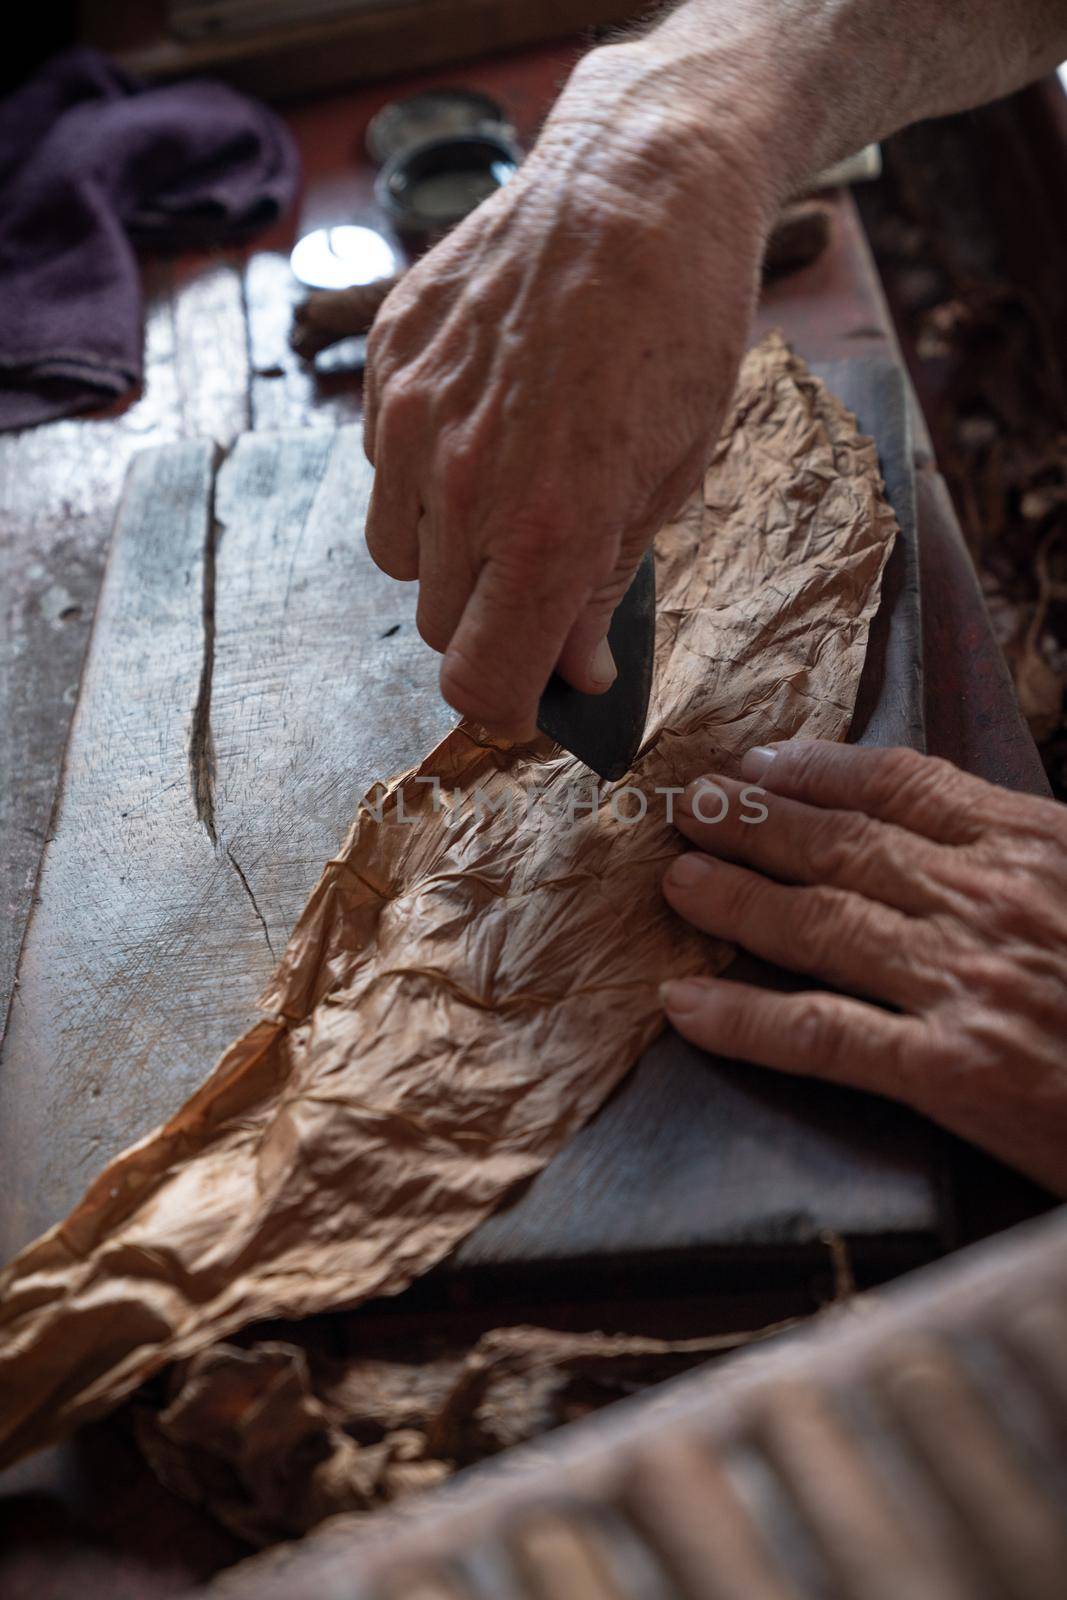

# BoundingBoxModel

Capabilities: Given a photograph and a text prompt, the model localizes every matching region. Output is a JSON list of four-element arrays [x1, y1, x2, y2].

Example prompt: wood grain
[[0, 428, 452, 1261], [0, 254, 250, 1040]]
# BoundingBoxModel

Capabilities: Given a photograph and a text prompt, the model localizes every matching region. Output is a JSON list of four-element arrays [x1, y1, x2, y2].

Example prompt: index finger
[[439, 552, 581, 739], [741, 742, 996, 845]]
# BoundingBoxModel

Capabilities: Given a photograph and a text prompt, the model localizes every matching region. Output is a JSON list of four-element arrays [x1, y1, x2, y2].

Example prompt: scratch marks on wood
[[282, 439, 333, 615], [225, 847, 276, 959], [171, 261, 252, 446], [190, 460, 223, 846]]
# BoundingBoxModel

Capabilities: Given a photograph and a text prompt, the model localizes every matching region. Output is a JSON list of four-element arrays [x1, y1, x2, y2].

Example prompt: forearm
[[557, 0, 1067, 203]]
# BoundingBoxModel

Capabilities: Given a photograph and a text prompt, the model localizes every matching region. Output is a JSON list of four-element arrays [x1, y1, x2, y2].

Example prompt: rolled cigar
[[289, 273, 402, 360]]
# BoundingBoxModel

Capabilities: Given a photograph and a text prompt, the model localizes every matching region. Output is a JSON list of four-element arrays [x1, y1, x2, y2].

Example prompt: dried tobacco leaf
[[0, 334, 897, 1468], [134, 1320, 795, 1546]]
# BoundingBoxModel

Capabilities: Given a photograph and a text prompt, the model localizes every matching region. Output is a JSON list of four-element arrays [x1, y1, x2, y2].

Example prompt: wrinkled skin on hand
[[661, 741, 1067, 1196], [363, 47, 775, 737]]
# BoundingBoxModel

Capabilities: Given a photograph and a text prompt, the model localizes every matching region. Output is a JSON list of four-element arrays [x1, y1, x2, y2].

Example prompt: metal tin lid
[[365, 88, 512, 166]]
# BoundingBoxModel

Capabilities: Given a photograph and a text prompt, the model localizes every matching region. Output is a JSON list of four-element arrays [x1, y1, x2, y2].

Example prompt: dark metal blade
[[536, 549, 656, 782]]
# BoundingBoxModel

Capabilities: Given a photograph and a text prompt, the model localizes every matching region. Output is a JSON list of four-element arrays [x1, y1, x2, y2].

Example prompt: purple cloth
[[0, 49, 300, 430]]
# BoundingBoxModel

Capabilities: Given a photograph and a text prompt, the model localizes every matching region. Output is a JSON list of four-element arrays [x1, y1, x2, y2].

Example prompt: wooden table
[[0, 40, 1052, 1599]]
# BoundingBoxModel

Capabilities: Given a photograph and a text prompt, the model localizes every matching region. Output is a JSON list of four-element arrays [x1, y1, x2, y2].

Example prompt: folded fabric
[[0, 337, 897, 1468], [0, 47, 299, 431]]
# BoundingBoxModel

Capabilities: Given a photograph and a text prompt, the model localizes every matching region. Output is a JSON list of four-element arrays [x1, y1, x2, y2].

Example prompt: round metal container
[[375, 130, 521, 249], [365, 89, 511, 166]]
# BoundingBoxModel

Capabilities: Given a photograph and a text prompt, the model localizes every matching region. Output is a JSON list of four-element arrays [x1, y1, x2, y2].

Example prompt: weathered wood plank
[[455, 1020, 941, 1276], [205, 426, 452, 948], [0, 255, 251, 1044], [0, 427, 452, 1260], [1, 441, 259, 1255], [170, 259, 254, 447]]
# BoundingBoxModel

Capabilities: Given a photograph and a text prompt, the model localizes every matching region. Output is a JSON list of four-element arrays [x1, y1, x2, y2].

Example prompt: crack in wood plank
[[189, 452, 224, 846], [225, 846, 276, 960]]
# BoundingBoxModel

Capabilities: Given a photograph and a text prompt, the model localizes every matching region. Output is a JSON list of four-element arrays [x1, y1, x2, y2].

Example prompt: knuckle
[[881, 1020, 915, 1092], [919, 1022, 960, 1082], [770, 737, 832, 793], [1021, 793, 1067, 849], [800, 809, 871, 883], [790, 884, 845, 952], [858, 748, 979, 836], [791, 996, 835, 1063], [861, 746, 932, 805], [873, 1016, 924, 1102], [717, 991, 764, 1057], [481, 543, 579, 625], [918, 753, 970, 799], [505, 492, 604, 559], [995, 829, 1067, 901], [917, 1010, 1004, 1115], [593, 562, 637, 610], [794, 994, 915, 1101], [986, 876, 1045, 941], [720, 869, 765, 924], [363, 324, 389, 377], [950, 948, 1027, 1010], [378, 374, 424, 435], [366, 298, 404, 350], [960, 860, 1067, 950], [506, 513, 575, 570]]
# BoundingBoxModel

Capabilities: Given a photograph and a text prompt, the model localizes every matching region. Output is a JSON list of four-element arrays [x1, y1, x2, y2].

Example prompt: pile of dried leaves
[[131, 1319, 795, 1547], [859, 107, 1067, 794]]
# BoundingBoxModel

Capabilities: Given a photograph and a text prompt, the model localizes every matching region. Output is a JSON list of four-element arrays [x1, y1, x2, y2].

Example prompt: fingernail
[[666, 852, 713, 888], [681, 776, 730, 823], [660, 978, 712, 1014], [742, 745, 778, 781], [590, 637, 617, 687], [683, 774, 723, 801]]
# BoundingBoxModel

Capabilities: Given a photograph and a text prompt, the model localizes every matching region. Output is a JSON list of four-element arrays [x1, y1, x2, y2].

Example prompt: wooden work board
[[0, 358, 940, 1301]]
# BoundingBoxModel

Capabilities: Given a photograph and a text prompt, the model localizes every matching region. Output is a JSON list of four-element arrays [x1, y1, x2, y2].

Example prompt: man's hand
[[362, 47, 775, 737], [660, 741, 1067, 1195], [361, 3, 1067, 738]]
